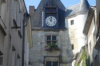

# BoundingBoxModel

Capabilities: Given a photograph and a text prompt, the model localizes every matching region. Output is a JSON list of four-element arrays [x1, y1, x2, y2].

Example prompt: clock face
[[45, 16, 57, 26]]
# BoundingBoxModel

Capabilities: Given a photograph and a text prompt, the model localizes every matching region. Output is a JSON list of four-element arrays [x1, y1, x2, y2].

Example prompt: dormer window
[[44, 6, 58, 28], [45, 7, 57, 14]]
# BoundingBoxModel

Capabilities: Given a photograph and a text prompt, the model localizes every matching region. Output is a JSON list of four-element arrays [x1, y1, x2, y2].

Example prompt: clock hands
[[46, 16, 57, 26]]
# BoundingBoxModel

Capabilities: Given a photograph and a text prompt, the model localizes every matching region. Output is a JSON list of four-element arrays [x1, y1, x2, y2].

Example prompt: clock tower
[[29, 0, 73, 66], [44, 2, 58, 28]]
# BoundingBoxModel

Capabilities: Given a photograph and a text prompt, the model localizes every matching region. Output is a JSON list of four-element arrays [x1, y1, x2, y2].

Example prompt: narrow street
[[0, 0, 97, 66]]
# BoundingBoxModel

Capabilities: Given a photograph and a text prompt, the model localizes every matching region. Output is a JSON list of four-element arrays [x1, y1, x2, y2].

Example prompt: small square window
[[46, 61, 58, 66], [52, 36, 56, 40], [46, 61, 51, 66], [72, 45, 74, 50], [46, 35, 57, 45], [71, 20, 74, 25], [53, 62, 58, 66], [47, 36, 51, 40]]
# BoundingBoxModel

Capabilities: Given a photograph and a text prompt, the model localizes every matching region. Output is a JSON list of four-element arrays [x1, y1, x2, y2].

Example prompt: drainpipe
[[22, 12, 29, 66]]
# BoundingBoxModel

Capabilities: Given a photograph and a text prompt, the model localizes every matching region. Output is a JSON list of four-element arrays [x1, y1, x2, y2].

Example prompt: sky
[[25, 0, 96, 11]]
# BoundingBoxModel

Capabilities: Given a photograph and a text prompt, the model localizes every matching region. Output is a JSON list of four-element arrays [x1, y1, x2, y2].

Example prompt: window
[[71, 20, 74, 25], [46, 35, 57, 45], [45, 7, 57, 18], [72, 44, 74, 50], [46, 61, 58, 66], [45, 7, 57, 14]]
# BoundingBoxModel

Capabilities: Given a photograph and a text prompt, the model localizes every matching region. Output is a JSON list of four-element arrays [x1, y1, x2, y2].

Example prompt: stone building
[[83, 6, 100, 66], [0, 0, 29, 66], [65, 0, 90, 66], [29, 0, 73, 66], [95, 0, 100, 51]]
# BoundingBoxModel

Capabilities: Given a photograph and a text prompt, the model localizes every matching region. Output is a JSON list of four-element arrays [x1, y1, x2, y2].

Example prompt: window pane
[[47, 41, 51, 44], [0, 56, 3, 65], [46, 62, 51, 66], [52, 41, 57, 44], [72, 45, 74, 50], [52, 8, 56, 13], [45, 8, 51, 13], [52, 36, 56, 40], [71, 20, 74, 25], [47, 36, 51, 40], [53, 62, 58, 66]]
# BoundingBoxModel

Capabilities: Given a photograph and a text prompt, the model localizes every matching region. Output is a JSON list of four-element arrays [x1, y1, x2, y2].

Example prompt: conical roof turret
[[79, 0, 90, 13]]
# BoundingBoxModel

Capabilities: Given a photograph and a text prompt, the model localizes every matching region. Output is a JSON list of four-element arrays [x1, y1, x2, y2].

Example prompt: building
[[29, 0, 73, 66], [83, 6, 100, 66], [0, 0, 29, 66], [24, 16, 32, 66], [95, 0, 100, 51], [65, 0, 90, 66]]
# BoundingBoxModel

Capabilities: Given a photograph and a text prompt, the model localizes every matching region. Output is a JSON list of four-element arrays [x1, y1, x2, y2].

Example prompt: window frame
[[71, 20, 74, 25], [72, 44, 74, 50], [45, 7, 58, 19], [46, 61, 59, 66], [46, 35, 57, 45]]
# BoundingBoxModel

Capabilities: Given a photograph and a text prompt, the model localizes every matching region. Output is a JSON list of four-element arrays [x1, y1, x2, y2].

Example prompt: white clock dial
[[45, 16, 57, 26]]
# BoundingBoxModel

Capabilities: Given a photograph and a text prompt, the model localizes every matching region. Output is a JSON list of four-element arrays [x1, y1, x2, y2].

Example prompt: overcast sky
[[25, 0, 96, 11]]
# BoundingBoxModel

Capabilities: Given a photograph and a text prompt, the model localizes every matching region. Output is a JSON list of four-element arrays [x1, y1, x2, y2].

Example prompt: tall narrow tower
[[65, 0, 90, 66], [29, 0, 73, 66]]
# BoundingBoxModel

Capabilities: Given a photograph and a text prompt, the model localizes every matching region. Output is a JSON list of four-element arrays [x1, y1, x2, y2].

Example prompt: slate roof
[[65, 4, 80, 17], [66, 0, 90, 18], [32, 0, 65, 29]]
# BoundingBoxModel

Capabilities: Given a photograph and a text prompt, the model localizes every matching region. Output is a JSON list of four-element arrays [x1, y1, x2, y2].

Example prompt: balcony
[[45, 43, 60, 51]]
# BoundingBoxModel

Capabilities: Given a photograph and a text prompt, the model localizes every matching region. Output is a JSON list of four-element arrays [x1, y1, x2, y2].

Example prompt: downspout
[[22, 12, 29, 66]]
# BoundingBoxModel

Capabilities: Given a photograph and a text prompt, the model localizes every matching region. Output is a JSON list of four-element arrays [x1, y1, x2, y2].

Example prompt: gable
[[32, 0, 65, 29]]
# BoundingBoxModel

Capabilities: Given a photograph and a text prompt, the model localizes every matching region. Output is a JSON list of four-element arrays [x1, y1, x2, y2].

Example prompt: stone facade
[[29, 0, 73, 66], [29, 0, 91, 66], [29, 30, 73, 66], [83, 7, 100, 66]]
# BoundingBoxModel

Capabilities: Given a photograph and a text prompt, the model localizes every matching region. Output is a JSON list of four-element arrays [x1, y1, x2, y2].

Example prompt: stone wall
[[29, 30, 73, 66]]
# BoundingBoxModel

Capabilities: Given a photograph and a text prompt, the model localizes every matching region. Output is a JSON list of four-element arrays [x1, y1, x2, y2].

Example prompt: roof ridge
[[66, 3, 80, 8]]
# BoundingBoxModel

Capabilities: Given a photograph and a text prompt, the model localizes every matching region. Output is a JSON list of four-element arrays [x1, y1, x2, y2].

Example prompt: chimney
[[29, 6, 35, 15]]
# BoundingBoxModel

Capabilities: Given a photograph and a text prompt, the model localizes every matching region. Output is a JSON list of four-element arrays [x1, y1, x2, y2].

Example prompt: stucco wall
[[66, 14, 87, 55]]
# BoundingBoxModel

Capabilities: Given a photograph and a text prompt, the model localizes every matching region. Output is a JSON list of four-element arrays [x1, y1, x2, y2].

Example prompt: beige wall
[[86, 8, 100, 66], [0, 0, 27, 66]]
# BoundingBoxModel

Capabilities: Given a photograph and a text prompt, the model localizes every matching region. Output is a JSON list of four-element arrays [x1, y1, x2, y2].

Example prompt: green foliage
[[45, 43, 59, 51], [76, 49, 87, 66], [47, 43, 58, 48]]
